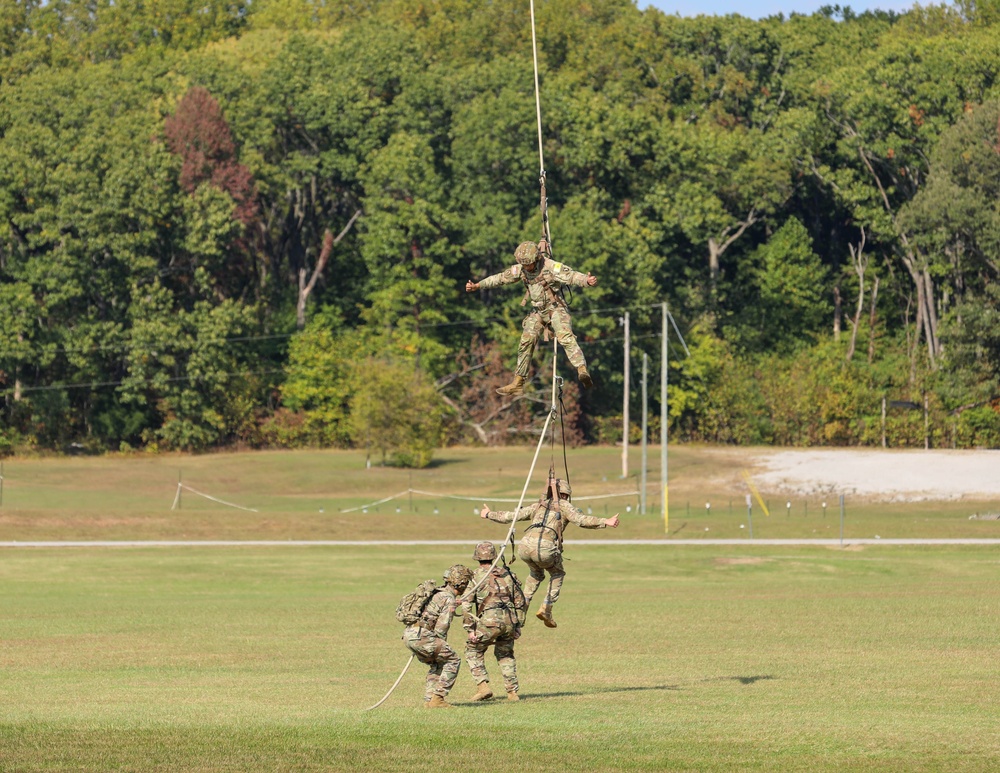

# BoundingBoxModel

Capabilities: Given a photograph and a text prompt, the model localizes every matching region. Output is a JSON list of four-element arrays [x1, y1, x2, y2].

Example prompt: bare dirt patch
[[714, 557, 770, 566], [745, 448, 1000, 502]]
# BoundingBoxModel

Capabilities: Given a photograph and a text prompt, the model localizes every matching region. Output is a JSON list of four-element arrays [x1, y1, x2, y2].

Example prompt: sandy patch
[[748, 448, 1000, 502], [714, 557, 770, 566]]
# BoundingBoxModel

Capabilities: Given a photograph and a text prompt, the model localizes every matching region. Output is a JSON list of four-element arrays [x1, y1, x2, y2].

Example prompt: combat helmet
[[444, 564, 473, 592], [556, 479, 572, 499], [473, 541, 497, 561], [514, 241, 539, 266]]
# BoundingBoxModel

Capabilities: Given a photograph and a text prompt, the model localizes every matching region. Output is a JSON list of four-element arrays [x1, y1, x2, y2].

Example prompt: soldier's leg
[[544, 552, 567, 607], [550, 308, 587, 370], [466, 629, 498, 701], [464, 638, 488, 684], [551, 308, 592, 387], [405, 629, 443, 702], [425, 662, 443, 701], [432, 639, 461, 698], [494, 638, 519, 696], [515, 313, 544, 378], [515, 542, 546, 606]]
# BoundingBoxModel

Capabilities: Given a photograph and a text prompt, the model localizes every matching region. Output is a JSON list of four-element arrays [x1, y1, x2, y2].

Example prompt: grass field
[[1, 446, 998, 771], [2, 544, 998, 771], [1, 445, 998, 541]]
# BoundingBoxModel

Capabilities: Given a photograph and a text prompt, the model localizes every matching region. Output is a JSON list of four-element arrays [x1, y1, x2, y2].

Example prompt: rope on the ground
[[363, 654, 415, 712]]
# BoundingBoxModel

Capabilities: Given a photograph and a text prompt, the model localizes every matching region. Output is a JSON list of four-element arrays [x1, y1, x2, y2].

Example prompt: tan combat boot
[[470, 682, 494, 701], [507, 691, 520, 702], [425, 695, 453, 709], [535, 605, 558, 628], [577, 367, 593, 390], [496, 375, 525, 397]]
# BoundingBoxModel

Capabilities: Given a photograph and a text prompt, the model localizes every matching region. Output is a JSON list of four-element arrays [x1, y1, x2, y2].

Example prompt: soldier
[[461, 541, 525, 703], [465, 239, 598, 396], [401, 564, 474, 708], [480, 478, 619, 629]]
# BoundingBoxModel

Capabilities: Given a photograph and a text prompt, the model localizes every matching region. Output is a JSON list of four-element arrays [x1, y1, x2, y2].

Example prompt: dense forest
[[2, 0, 1000, 461]]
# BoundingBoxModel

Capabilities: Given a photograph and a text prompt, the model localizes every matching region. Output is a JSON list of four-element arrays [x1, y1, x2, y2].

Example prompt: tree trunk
[[295, 210, 361, 329], [833, 284, 841, 341], [867, 275, 879, 364]]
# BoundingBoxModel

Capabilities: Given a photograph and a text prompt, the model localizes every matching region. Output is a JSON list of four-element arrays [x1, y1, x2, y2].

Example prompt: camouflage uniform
[[484, 496, 609, 612], [401, 585, 462, 701], [475, 251, 592, 379], [461, 563, 522, 696]]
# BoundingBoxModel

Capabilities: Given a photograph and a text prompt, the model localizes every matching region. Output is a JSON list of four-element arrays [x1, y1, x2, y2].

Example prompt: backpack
[[395, 579, 439, 625]]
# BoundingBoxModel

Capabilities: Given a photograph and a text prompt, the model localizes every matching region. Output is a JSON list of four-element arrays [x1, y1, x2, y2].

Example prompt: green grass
[[2, 544, 998, 771], [1, 447, 998, 770], [1, 446, 998, 541]]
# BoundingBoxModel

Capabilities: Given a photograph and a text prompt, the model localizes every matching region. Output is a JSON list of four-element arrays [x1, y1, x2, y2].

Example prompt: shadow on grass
[[459, 675, 778, 705]]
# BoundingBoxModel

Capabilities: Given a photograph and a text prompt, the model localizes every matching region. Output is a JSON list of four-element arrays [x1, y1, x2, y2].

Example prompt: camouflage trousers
[[464, 620, 518, 694], [516, 536, 565, 608], [515, 307, 586, 378], [402, 626, 461, 700]]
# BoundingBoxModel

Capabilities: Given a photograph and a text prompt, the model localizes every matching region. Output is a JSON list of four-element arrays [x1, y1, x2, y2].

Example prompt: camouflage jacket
[[485, 498, 607, 546], [477, 257, 589, 314], [461, 565, 522, 631], [411, 586, 460, 637]]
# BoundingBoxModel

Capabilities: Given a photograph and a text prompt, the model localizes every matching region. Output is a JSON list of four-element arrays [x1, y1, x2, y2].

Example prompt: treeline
[[2, 0, 1000, 461]]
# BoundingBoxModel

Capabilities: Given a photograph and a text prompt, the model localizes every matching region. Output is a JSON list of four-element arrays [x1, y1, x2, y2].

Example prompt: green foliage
[[4, 0, 1000, 452], [738, 217, 831, 352], [347, 358, 445, 468], [278, 317, 362, 447]]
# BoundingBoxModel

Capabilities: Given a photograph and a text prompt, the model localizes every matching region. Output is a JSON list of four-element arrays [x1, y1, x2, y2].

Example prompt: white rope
[[364, 344, 562, 713], [170, 483, 258, 512], [339, 490, 411, 514], [529, 0, 545, 179], [340, 488, 637, 513], [367, 6, 558, 710], [363, 654, 415, 711]]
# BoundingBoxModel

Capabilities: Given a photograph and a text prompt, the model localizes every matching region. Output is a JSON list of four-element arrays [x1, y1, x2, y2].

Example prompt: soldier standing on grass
[[465, 240, 598, 397], [401, 564, 474, 709], [480, 478, 619, 629], [461, 542, 525, 703]]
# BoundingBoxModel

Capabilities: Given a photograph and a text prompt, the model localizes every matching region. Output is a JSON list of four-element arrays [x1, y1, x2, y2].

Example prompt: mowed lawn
[[1, 543, 997, 771], [1, 446, 999, 541]]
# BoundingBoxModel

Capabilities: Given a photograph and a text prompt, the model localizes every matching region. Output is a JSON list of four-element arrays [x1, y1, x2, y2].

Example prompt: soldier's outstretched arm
[[564, 501, 613, 529]]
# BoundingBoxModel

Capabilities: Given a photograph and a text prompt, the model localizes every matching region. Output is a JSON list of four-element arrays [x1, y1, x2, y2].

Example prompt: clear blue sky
[[640, 0, 921, 19]]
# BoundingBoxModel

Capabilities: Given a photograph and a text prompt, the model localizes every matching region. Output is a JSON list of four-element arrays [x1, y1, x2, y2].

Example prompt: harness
[[519, 261, 568, 316], [524, 497, 564, 551], [476, 565, 521, 629]]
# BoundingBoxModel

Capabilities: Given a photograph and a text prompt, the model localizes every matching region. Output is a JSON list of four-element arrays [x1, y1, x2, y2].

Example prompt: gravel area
[[750, 448, 1000, 501]]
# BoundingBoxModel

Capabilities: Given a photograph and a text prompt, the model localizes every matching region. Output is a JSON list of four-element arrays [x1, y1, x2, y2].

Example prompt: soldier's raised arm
[[563, 500, 616, 529], [481, 503, 534, 524]]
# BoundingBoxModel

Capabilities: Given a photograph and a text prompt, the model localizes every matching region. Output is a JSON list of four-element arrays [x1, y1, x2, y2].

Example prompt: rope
[[366, 6, 562, 711], [363, 654, 415, 711], [529, 0, 552, 248], [340, 488, 637, 513], [170, 483, 258, 512]]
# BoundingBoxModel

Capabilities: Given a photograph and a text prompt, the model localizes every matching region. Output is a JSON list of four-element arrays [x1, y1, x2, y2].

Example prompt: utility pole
[[621, 311, 630, 479], [641, 351, 648, 515], [661, 303, 668, 532]]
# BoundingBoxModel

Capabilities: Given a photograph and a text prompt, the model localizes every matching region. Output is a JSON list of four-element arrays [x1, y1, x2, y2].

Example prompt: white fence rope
[[340, 487, 639, 513], [171, 483, 258, 513]]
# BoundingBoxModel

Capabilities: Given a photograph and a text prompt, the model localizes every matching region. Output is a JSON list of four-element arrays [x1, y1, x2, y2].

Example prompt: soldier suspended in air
[[465, 240, 598, 396], [479, 478, 618, 629]]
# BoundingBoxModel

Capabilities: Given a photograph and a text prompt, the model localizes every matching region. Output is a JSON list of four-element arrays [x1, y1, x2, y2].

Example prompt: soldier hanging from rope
[[465, 238, 598, 397], [479, 472, 619, 629]]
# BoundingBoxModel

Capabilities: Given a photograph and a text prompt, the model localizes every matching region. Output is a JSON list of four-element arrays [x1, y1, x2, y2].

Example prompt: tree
[[347, 358, 446, 468]]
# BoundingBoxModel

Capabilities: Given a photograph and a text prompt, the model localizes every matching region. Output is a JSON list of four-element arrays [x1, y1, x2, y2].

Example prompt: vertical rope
[[529, 0, 545, 179]]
